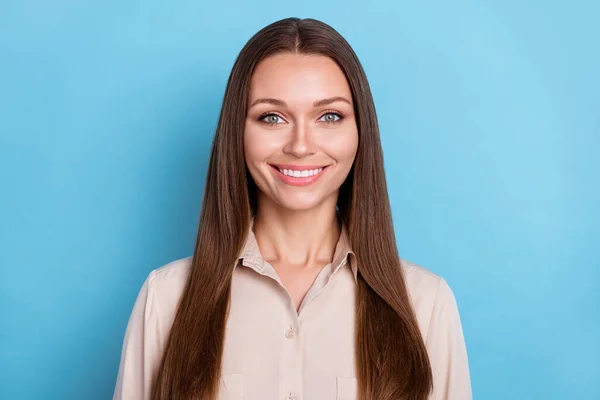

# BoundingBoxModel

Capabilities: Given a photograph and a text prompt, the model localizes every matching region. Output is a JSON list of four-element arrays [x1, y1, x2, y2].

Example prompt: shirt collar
[[236, 217, 357, 282]]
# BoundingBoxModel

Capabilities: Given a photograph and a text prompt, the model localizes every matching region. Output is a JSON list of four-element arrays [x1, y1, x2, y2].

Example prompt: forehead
[[248, 53, 352, 105]]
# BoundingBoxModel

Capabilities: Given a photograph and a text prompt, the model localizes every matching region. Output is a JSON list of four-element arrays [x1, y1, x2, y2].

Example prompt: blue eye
[[259, 114, 285, 125], [319, 112, 343, 123]]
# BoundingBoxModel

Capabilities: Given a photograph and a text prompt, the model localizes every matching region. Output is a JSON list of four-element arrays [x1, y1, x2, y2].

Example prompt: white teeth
[[281, 167, 324, 177]]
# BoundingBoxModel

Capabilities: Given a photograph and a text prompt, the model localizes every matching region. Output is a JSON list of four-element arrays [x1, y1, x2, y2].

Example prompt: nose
[[283, 120, 317, 158]]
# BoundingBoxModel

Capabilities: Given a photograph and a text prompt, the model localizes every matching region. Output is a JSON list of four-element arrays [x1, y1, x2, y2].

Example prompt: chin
[[275, 194, 325, 212]]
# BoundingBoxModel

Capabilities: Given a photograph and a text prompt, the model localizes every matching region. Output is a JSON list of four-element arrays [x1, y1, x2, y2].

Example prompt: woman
[[114, 17, 471, 400]]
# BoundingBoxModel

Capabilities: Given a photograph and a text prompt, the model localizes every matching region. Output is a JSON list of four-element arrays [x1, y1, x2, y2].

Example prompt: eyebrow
[[249, 96, 352, 108]]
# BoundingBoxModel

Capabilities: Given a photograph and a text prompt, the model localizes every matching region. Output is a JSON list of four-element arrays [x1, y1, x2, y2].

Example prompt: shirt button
[[285, 327, 296, 339], [284, 395, 296, 400]]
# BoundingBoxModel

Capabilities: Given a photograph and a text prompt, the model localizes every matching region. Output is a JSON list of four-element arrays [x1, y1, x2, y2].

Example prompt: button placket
[[281, 315, 303, 400]]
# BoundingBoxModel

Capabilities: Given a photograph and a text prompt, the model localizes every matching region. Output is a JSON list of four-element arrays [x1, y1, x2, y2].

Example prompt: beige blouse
[[113, 222, 472, 400]]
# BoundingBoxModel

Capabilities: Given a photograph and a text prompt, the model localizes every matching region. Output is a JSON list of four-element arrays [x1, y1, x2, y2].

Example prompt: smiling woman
[[113, 17, 471, 400]]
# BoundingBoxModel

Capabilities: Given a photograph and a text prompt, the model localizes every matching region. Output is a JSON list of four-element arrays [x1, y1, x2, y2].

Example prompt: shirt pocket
[[218, 373, 244, 400], [336, 376, 358, 400]]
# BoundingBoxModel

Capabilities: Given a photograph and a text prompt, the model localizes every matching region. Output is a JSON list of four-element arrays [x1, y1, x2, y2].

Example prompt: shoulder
[[143, 256, 193, 317], [148, 256, 193, 287], [400, 258, 443, 294], [399, 258, 455, 339]]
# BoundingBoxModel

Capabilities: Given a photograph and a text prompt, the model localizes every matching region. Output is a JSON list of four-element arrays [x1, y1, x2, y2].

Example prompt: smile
[[269, 164, 328, 186]]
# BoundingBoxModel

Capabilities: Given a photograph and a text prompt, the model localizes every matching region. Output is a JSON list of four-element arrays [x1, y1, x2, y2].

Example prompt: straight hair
[[152, 17, 433, 400]]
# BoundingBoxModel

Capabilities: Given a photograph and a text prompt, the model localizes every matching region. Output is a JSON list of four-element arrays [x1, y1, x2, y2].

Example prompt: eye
[[318, 112, 343, 123], [259, 113, 286, 125]]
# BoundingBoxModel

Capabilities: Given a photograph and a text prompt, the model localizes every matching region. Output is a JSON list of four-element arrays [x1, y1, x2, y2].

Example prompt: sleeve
[[113, 270, 160, 400], [425, 278, 472, 400]]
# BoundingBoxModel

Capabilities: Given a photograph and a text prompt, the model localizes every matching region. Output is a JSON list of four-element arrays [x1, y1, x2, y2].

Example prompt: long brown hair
[[152, 17, 432, 400]]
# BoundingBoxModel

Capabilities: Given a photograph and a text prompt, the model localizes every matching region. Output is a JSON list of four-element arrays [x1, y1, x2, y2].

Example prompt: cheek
[[243, 125, 266, 167], [341, 135, 359, 163], [321, 129, 359, 165], [243, 123, 283, 165]]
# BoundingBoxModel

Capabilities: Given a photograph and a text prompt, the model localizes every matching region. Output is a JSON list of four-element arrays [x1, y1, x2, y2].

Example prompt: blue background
[[1, 1, 598, 399]]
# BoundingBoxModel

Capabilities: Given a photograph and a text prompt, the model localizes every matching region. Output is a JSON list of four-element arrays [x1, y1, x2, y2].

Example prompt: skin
[[244, 53, 359, 310]]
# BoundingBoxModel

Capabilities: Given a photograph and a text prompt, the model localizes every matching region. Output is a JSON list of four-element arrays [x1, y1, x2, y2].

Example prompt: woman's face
[[244, 53, 359, 212]]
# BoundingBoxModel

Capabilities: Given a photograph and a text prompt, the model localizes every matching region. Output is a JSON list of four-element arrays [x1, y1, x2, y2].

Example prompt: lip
[[270, 164, 326, 171], [269, 164, 328, 186]]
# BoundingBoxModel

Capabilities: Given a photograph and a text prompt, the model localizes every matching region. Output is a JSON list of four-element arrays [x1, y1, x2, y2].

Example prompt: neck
[[252, 193, 341, 267]]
